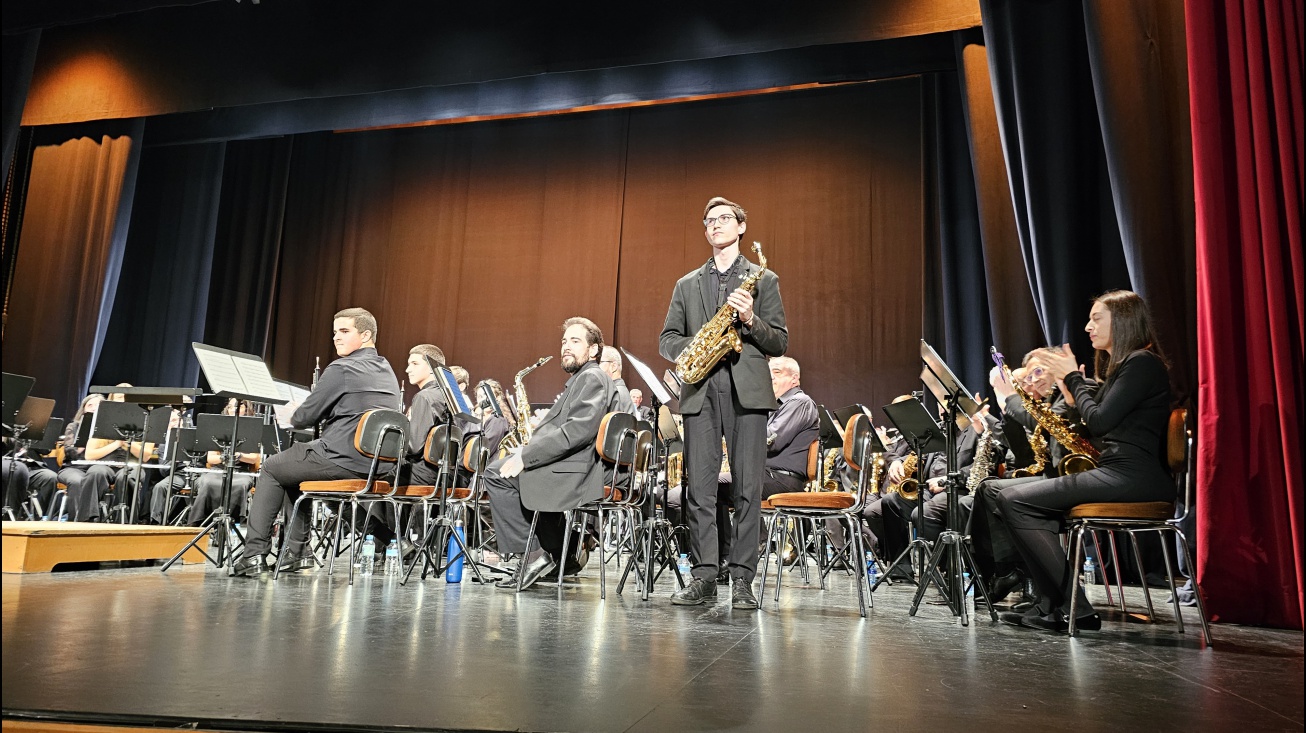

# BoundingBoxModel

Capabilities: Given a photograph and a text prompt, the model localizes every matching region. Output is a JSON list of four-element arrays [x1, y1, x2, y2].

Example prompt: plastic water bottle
[[963, 571, 974, 597], [677, 553, 691, 576], [360, 535, 376, 577], [384, 540, 400, 576], [1082, 556, 1097, 588], [58, 513, 68, 522], [445, 521, 465, 583], [865, 551, 878, 585]]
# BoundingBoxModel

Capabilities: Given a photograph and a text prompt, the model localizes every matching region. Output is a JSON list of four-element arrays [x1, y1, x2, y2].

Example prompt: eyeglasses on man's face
[[703, 213, 737, 228], [1021, 366, 1048, 384]]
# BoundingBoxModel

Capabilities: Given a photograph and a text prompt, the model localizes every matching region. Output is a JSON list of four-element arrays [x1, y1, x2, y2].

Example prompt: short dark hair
[[703, 196, 747, 224], [334, 307, 378, 340], [409, 344, 446, 368], [562, 316, 604, 354]]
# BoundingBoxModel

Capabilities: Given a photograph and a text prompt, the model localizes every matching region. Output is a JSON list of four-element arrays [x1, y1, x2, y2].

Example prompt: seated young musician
[[481, 317, 618, 590], [232, 308, 401, 576], [997, 290, 1173, 632], [188, 399, 259, 526]]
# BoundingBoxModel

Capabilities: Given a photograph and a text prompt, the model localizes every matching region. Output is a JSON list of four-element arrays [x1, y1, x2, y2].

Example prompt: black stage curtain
[[979, 0, 1195, 399], [925, 71, 994, 396], [1082, 0, 1196, 403], [5, 120, 143, 413], [92, 141, 226, 388], [980, 0, 1132, 360], [1, 29, 40, 183], [202, 136, 294, 359]]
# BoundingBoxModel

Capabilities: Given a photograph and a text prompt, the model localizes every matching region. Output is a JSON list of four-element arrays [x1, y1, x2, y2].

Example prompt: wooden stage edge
[[4, 722, 232, 733], [1, 521, 210, 573]]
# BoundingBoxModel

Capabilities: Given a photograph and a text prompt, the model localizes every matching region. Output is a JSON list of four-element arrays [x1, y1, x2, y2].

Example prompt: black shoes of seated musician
[[541, 546, 590, 581], [987, 570, 1025, 605], [496, 551, 556, 590], [717, 567, 731, 585], [277, 554, 316, 573], [671, 577, 719, 605], [999, 606, 1102, 632], [732, 578, 759, 610], [231, 555, 269, 577]]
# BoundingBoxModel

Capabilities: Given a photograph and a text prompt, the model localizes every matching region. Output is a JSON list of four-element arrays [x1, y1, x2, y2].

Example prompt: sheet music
[[272, 381, 309, 426], [194, 347, 248, 395], [620, 348, 673, 405], [232, 357, 282, 401]]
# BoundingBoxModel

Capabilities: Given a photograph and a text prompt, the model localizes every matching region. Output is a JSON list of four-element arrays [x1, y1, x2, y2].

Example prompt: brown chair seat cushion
[[1067, 502, 1173, 521], [301, 479, 390, 495], [768, 492, 855, 510], [603, 486, 624, 502], [761, 499, 774, 511], [393, 484, 436, 498]]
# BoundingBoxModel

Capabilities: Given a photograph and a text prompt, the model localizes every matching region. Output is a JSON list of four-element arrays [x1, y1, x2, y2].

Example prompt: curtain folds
[[92, 141, 227, 389], [1189, 0, 1304, 630], [979, 0, 1132, 356], [5, 120, 143, 413], [202, 136, 295, 358], [1, 29, 40, 182]]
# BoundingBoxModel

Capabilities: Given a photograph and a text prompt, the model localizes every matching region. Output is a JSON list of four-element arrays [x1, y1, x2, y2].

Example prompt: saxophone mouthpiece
[[537, 356, 553, 367]]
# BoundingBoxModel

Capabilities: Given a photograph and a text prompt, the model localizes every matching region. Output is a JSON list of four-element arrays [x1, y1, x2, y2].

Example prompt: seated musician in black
[[362, 343, 450, 557], [233, 307, 401, 576], [997, 290, 1173, 631], [55, 394, 108, 521], [474, 379, 515, 457], [481, 317, 617, 590], [61, 386, 156, 522], [968, 351, 1076, 603]]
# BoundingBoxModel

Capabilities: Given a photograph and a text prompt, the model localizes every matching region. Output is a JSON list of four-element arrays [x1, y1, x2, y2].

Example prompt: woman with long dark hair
[[996, 290, 1173, 631]]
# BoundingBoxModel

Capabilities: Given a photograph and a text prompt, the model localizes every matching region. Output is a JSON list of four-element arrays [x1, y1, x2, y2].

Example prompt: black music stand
[[909, 340, 998, 625], [2, 373, 37, 517], [165, 343, 285, 574], [402, 364, 487, 585], [89, 386, 200, 524], [874, 396, 946, 595], [89, 400, 169, 523], [4, 395, 55, 518], [159, 426, 204, 525], [617, 349, 686, 600]]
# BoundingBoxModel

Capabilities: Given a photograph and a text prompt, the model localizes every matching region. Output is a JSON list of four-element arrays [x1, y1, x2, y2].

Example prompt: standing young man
[[659, 196, 788, 608]]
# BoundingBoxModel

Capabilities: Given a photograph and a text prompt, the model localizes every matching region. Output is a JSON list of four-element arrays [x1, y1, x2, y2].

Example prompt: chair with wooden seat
[[758, 414, 876, 616], [1065, 408, 1212, 643], [587, 417, 652, 599], [516, 411, 644, 594], [273, 409, 407, 584], [399, 424, 487, 585]]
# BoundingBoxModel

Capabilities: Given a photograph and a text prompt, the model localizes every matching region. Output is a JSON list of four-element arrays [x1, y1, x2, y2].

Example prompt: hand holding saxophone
[[725, 288, 755, 325]]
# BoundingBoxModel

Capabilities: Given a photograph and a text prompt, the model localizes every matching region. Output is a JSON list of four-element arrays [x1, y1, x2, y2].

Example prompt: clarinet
[[311, 356, 322, 439]]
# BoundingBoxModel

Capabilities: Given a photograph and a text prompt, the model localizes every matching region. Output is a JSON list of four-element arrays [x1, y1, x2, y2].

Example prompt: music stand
[[402, 364, 487, 585], [874, 397, 945, 592], [2, 373, 36, 430], [159, 426, 204, 525], [4, 396, 55, 515], [88, 400, 168, 523], [618, 349, 686, 600], [908, 340, 998, 625], [163, 343, 285, 573]]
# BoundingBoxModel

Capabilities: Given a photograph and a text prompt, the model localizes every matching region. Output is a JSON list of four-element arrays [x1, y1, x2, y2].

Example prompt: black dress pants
[[59, 464, 116, 521], [682, 369, 768, 583], [241, 443, 366, 557], [969, 475, 1042, 580]]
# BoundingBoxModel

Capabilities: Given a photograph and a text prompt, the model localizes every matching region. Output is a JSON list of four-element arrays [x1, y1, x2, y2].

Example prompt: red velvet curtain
[[1189, 0, 1304, 629]]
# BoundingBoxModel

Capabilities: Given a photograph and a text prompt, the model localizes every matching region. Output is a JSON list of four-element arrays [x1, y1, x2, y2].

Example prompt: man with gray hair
[[597, 345, 635, 414]]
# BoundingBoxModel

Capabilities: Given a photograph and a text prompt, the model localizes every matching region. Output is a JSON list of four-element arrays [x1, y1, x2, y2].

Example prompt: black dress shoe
[[1019, 611, 1066, 632], [671, 577, 719, 606], [731, 578, 758, 610], [231, 555, 269, 577], [277, 554, 315, 573], [1010, 598, 1037, 613], [399, 539, 418, 563], [517, 553, 557, 590], [494, 566, 521, 589], [988, 570, 1024, 604], [1070, 612, 1102, 631], [717, 567, 731, 585]]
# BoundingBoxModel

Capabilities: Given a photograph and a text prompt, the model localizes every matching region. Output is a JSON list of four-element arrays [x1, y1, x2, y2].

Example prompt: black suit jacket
[[659, 256, 788, 414], [519, 361, 618, 513]]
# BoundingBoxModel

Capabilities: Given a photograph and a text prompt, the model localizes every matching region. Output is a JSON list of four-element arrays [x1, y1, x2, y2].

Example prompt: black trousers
[[190, 473, 255, 525], [863, 493, 912, 559], [911, 489, 970, 543], [364, 459, 438, 544], [995, 460, 1173, 614], [482, 455, 568, 559], [969, 475, 1041, 580], [682, 369, 768, 583], [242, 442, 366, 557], [58, 464, 116, 521]]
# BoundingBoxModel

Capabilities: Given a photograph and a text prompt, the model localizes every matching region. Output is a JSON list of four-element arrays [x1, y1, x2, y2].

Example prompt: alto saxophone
[[1012, 427, 1049, 478], [501, 356, 552, 451], [991, 347, 1099, 475], [869, 452, 886, 496], [888, 452, 920, 501], [675, 242, 769, 384]]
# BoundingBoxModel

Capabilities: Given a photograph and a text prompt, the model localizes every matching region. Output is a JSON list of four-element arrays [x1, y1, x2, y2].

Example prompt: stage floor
[[2, 558, 1302, 733]]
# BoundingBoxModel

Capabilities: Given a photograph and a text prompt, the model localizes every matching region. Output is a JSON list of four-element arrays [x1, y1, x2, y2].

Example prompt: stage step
[[2, 521, 210, 573]]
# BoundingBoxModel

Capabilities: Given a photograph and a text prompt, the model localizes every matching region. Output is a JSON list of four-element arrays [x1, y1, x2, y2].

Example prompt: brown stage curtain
[[264, 81, 926, 411], [5, 123, 142, 413]]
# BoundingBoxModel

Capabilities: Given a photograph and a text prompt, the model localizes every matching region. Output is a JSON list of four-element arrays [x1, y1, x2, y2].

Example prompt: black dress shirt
[[291, 347, 401, 473], [766, 386, 819, 476]]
